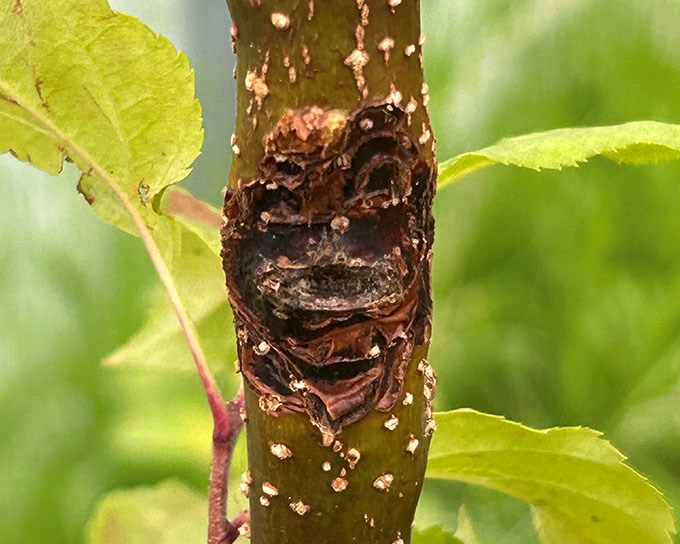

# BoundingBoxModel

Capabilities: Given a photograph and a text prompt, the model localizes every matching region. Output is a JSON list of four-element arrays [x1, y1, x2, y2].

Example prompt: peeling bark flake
[[344, 49, 369, 98], [245, 70, 269, 110], [387, 83, 403, 106], [330, 215, 350, 233], [421, 82, 430, 108], [254, 341, 271, 355], [373, 473, 394, 491], [301, 44, 312, 65], [239, 481, 250, 497], [418, 359, 438, 436], [230, 24, 238, 53], [290, 500, 311, 515], [231, 133, 241, 156], [283, 55, 298, 84], [258, 394, 283, 414], [384, 414, 399, 430], [262, 481, 280, 497], [331, 477, 348, 492], [271, 12, 291, 30], [378, 37, 395, 65], [406, 435, 419, 454], [346, 448, 361, 469], [344, 0, 371, 99], [269, 442, 293, 459], [418, 123, 431, 145], [359, 117, 374, 131], [405, 97, 418, 115]]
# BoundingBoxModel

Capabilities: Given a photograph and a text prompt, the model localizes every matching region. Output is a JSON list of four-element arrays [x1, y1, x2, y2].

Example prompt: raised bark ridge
[[222, 1, 437, 542]]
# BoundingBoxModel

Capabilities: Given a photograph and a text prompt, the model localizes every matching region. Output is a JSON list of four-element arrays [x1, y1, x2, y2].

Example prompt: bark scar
[[222, 103, 435, 433]]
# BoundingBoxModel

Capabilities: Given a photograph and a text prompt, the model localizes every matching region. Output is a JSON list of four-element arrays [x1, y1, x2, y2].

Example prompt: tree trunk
[[221, 1, 437, 542]]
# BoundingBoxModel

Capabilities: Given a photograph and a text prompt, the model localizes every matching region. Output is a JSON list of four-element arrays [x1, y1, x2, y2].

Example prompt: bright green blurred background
[[1, 1, 679, 542]]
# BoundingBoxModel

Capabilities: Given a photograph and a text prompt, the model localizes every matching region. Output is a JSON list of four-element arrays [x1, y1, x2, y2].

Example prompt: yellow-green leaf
[[87, 480, 206, 544], [0, 0, 203, 231], [87, 438, 247, 543], [427, 409, 676, 544], [438, 121, 680, 187], [413, 526, 464, 544]]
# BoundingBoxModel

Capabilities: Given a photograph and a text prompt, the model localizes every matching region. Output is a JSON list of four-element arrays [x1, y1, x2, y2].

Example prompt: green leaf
[[87, 480, 206, 544], [427, 409, 676, 544], [455, 505, 480, 544], [0, 0, 203, 231], [87, 442, 248, 543], [104, 288, 234, 373], [438, 121, 680, 187], [104, 224, 236, 377], [413, 525, 464, 544]]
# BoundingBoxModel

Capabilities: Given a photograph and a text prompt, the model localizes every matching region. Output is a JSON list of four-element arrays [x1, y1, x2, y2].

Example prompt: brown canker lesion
[[222, 102, 435, 438]]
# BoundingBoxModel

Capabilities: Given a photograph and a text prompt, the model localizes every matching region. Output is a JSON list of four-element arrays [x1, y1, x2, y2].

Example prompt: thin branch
[[225, 512, 250, 543], [103, 183, 244, 542], [208, 393, 246, 544], [109, 182, 230, 426]]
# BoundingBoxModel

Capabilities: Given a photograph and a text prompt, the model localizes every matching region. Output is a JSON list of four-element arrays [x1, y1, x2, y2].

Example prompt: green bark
[[222, 1, 436, 542], [243, 347, 432, 543], [227, 0, 434, 183]]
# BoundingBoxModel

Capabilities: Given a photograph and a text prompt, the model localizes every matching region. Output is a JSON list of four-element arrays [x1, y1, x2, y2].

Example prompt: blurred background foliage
[[1, 0, 679, 542]]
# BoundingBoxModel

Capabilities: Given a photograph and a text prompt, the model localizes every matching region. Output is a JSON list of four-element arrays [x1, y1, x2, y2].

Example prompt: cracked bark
[[222, 1, 436, 542]]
